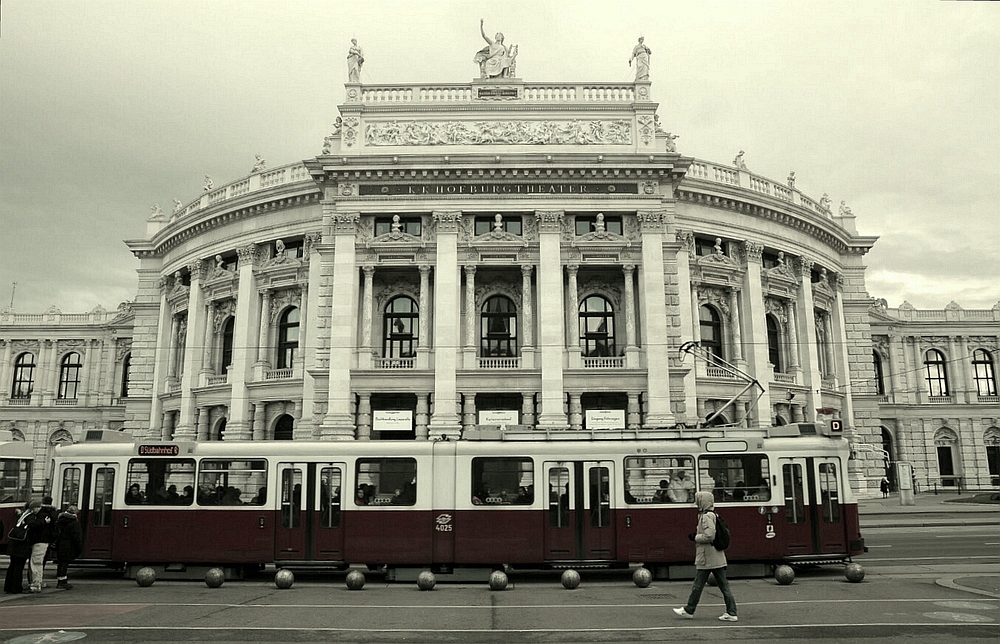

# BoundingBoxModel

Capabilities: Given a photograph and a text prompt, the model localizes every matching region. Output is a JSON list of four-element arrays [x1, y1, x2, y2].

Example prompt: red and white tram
[[49, 424, 864, 577], [0, 430, 34, 554]]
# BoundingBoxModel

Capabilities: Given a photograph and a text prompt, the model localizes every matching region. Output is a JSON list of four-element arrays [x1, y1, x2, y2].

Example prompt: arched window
[[580, 295, 615, 357], [699, 305, 723, 360], [766, 314, 782, 372], [11, 352, 36, 399], [383, 296, 418, 358], [274, 414, 294, 441], [924, 349, 949, 397], [873, 351, 886, 396], [220, 317, 235, 372], [120, 353, 131, 399], [973, 349, 997, 397], [481, 295, 517, 357], [277, 307, 300, 369], [58, 353, 83, 400]]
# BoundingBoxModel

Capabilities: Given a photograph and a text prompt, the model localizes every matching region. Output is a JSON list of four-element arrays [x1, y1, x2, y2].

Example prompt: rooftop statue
[[347, 39, 364, 83], [251, 155, 266, 174], [475, 19, 517, 79], [629, 37, 651, 82], [787, 171, 796, 188], [733, 150, 747, 170]]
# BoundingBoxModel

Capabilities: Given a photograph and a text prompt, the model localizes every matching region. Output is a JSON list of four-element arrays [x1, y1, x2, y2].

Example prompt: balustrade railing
[[374, 357, 415, 370], [54, 398, 78, 406], [582, 356, 625, 369], [773, 372, 796, 384], [357, 82, 637, 104], [706, 364, 739, 379], [170, 162, 312, 223], [478, 356, 521, 370], [6, 397, 31, 406], [206, 374, 229, 386], [264, 368, 294, 380], [978, 395, 999, 403]]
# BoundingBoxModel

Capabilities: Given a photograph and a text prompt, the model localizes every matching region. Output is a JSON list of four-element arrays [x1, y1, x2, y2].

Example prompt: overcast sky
[[1, 0, 998, 314]]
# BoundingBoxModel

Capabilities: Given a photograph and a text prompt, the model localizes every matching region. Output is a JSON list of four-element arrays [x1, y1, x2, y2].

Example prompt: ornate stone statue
[[819, 193, 832, 212], [787, 171, 796, 188], [629, 37, 652, 82], [251, 155, 266, 173], [475, 19, 516, 79], [664, 132, 679, 153], [274, 239, 287, 261], [150, 204, 163, 217], [391, 214, 402, 233], [215, 255, 226, 272], [347, 39, 364, 83], [714, 237, 724, 256], [493, 214, 503, 232], [595, 213, 606, 233], [839, 200, 853, 216], [203, 175, 214, 192], [172, 199, 183, 214], [733, 150, 747, 170]]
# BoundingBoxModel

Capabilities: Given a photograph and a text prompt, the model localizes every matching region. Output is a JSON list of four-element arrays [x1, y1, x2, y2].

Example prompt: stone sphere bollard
[[845, 563, 865, 583], [561, 569, 581, 590], [346, 570, 366, 590], [205, 567, 225, 588], [488, 570, 509, 591], [416, 570, 436, 591], [135, 567, 156, 587], [632, 567, 653, 588], [707, 573, 718, 587], [274, 569, 295, 589], [774, 565, 795, 585]]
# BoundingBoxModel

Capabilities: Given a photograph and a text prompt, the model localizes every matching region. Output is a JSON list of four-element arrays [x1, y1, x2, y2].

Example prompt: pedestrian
[[54, 505, 84, 590], [880, 477, 890, 498], [3, 503, 33, 594], [27, 497, 55, 593], [673, 491, 739, 622]]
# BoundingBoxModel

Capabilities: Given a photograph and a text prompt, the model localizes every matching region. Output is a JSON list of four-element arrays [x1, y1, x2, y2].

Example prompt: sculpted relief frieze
[[364, 119, 633, 146]]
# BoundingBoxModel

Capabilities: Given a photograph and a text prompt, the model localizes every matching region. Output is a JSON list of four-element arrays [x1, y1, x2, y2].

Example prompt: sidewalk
[[859, 490, 999, 527]]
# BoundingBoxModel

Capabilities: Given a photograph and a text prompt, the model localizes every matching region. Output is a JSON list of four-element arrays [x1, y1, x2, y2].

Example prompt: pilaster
[[741, 241, 771, 426], [535, 210, 568, 429], [227, 244, 259, 440], [673, 230, 697, 423], [321, 211, 361, 439], [417, 265, 431, 370], [637, 210, 674, 427], [300, 232, 324, 437], [795, 257, 821, 422], [521, 265, 534, 369], [176, 261, 206, 439], [428, 211, 463, 438]]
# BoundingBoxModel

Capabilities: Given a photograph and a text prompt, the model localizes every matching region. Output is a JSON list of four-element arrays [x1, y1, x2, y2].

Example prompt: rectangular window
[[623, 456, 695, 504], [93, 467, 115, 527], [698, 454, 771, 503], [475, 216, 522, 236], [320, 467, 342, 528], [1, 459, 33, 505], [375, 216, 422, 237], [471, 457, 533, 505], [198, 460, 268, 506], [280, 467, 302, 528], [818, 462, 840, 522], [589, 466, 610, 527], [126, 459, 195, 505], [575, 215, 622, 236], [355, 458, 417, 506], [782, 463, 805, 524], [987, 446, 1000, 486], [548, 467, 570, 527], [59, 467, 81, 511]]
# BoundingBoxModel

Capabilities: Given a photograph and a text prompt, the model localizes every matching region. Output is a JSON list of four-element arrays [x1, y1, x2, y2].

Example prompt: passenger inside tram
[[125, 484, 144, 504]]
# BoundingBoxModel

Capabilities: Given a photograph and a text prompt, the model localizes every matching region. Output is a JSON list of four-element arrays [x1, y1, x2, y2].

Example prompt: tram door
[[275, 462, 346, 561], [543, 461, 616, 561], [780, 457, 847, 555], [84, 464, 118, 559]]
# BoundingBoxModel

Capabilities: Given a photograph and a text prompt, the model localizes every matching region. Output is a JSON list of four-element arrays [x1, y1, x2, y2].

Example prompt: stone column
[[740, 241, 771, 426], [521, 392, 535, 428], [197, 406, 211, 441], [166, 314, 180, 382], [256, 290, 271, 367], [357, 393, 372, 440], [521, 265, 534, 368], [823, 312, 837, 379], [201, 301, 215, 379], [252, 402, 266, 441], [637, 211, 674, 427], [566, 264, 580, 358], [360, 266, 375, 368], [417, 265, 431, 369], [299, 232, 324, 439], [627, 392, 641, 429], [568, 394, 582, 430], [623, 264, 638, 367], [830, 280, 854, 422], [674, 231, 698, 423], [728, 287, 744, 363], [227, 244, 260, 441], [887, 334, 903, 401], [149, 287, 172, 438], [42, 339, 58, 405], [322, 211, 361, 438], [795, 257, 822, 422], [102, 340, 117, 402], [949, 335, 966, 401], [78, 340, 94, 405], [415, 393, 429, 440], [910, 337, 925, 405], [0, 340, 12, 401], [161, 411, 175, 441], [462, 393, 477, 430], [535, 211, 568, 429], [786, 299, 801, 372], [176, 261, 207, 439], [464, 265, 477, 368], [427, 211, 463, 437]]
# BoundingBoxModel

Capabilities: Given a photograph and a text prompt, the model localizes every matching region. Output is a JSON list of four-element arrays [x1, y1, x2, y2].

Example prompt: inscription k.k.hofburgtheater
[[359, 182, 639, 196]]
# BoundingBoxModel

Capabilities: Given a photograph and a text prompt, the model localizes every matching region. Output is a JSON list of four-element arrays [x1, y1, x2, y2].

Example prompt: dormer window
[[575, 214, 622, 236], [376, 216, 421, 237]]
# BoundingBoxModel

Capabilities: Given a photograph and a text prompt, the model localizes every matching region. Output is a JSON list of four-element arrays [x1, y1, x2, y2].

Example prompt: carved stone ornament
[[675, 230, 695, 253], [637, 115, 654, 145], [333, 213, 360, 235], [269, 287, 302, 323], [636, 210, 666, 233], [11, 340, 39, 353], [743, 241, 764, 264], [520, 213, 539, 241], [432, 211, 462, 234], [968, 336, 999, 351], [764, 297, 788, 324], [578, 275, 622, 310], [535, 210, 564, 233], [236, 244, 259, 268], [213, 299, 237, 332], [374, 276, 420, 312], [640, 181, 657, 195], [342, 117, 359, 148], [187, 260, 207, 282], [364, 119, 633, 146], [872, 335, 890, 356], [475, 275, 521, 310], [207, 256, 236, 281], [116, 339, 133, 362], [697, 285, 730, 316], [339, 182, 354, 197], [303, 232, 322, 255], [112, 301, 133, 320]]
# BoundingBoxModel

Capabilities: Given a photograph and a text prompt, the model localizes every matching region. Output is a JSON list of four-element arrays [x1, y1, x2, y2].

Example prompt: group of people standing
[[3, 496, 83, 594]]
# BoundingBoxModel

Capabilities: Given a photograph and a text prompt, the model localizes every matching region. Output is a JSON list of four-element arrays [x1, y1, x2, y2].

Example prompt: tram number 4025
[[435, 514, 454, 532]]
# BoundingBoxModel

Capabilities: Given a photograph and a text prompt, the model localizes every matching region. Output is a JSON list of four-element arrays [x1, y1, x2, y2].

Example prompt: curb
[[935, 576, 1000, 599], [862, 519, 1000, 529]]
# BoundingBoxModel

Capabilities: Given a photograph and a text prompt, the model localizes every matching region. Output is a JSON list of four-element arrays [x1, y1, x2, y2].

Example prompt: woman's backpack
[[712, 513, 731, 550]]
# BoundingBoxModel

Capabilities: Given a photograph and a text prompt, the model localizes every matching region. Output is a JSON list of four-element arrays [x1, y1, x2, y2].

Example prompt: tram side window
[[623, 456, 695, 503], [589, 466, 611, 527], [126, 459, 195, 505], [197, 460, 267, 506], [698, 454, 771, 503], [818, 462, 840, 522], [355, 458, 417, 506], [93, 467, 115, 527], [320, 467, 342, 528], [548, 468, 570, 527], [471, 457, 534, 505], [0, 458, 32, 505], [782, 463, 805, 524], [59, 467, 81, 511]]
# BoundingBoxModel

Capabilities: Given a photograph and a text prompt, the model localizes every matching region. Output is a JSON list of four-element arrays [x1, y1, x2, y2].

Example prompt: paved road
[[862, 524, 1000, 566]]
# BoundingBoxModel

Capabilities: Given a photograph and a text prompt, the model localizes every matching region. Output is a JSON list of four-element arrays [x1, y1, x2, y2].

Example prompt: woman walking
[[673, 491, 739, 621]]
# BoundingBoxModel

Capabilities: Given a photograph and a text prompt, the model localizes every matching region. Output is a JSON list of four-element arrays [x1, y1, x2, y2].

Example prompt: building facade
[[3, 71, 998, 497]]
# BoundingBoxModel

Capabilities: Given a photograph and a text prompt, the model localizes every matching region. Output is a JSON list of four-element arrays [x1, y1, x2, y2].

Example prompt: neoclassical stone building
[[3, 61, 998, 496]]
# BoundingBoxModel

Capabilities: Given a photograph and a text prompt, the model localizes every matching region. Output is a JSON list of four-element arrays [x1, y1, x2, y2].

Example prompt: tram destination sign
[[359, 182, 639, 196], [138, 444, 181, 456]]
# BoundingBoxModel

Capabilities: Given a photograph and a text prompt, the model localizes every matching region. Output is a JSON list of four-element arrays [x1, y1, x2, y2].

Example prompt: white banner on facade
[[585, 409, 625, 430], [372, 410, 413, 432], [478, 409, 519, 426]]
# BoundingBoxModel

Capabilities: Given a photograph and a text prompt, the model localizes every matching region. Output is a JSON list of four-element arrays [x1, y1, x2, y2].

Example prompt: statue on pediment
[[475, 19, 517, 79], [347, 39, 364, 83], [629, 37, 651, 82]]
